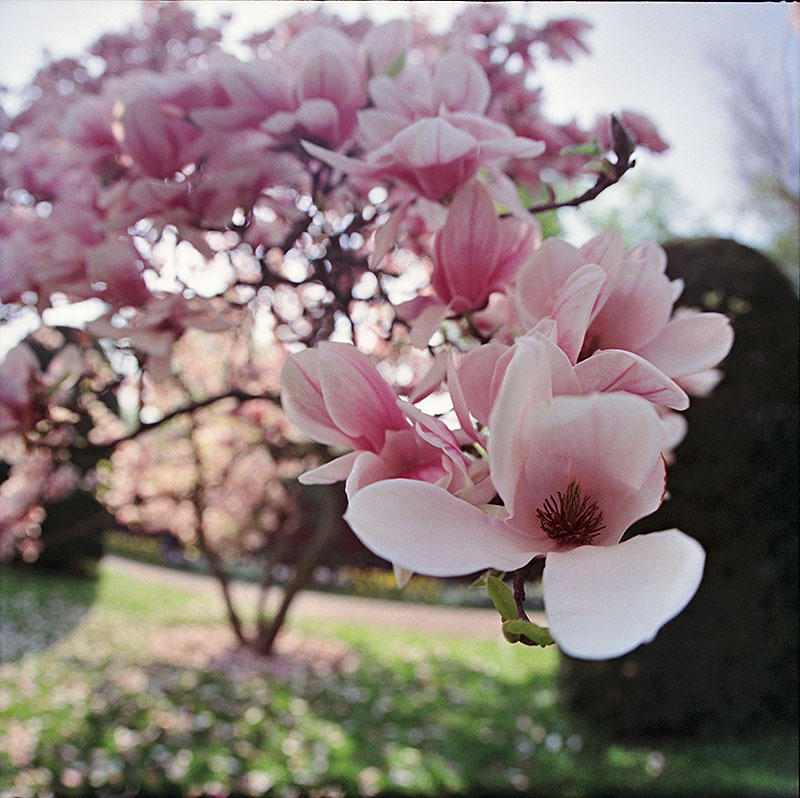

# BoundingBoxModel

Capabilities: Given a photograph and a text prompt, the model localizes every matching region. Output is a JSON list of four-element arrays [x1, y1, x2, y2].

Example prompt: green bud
[[487, 575, 517, 622], [502, 619, 554, 647]]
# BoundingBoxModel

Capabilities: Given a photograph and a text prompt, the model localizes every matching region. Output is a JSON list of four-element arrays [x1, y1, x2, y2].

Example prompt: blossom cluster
[[0, 4, 732, 659], [281, 220, 732, 659]]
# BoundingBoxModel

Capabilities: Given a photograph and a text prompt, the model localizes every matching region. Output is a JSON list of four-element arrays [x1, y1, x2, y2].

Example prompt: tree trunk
[[252, 483, 344, 655]]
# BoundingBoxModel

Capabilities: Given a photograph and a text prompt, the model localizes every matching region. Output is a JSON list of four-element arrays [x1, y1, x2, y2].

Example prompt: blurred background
[[0, 2, 797, 797]]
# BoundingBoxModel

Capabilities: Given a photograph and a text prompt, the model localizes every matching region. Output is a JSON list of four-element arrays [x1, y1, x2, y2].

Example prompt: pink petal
[[344, 479, 535, 575], [408, 301, 448, 349], [637, 312, 734, 379], [317, 342, 407, 450], [660, 411, 688, 454], [492, 217, 537, 285], [574, 349, 689, 410], [432, 51, 491, 114], [550, 264, 606, 363], [409, 348, 449, 404], [456, 341, 509, 426], [587, 254, 674, 351], [370, 201, 410, 267], [488, 336, 553, 511], [299, 451, 362, 485], [525, 393, 663, 491], [358, 108, 410, 151], [432, 180, 499, 306], [445, 353, 483, 444], [344, 451, 392, 497], [280, 350, 353, 447], [542, 529, 705, 659], [515, 237, 587, 327], [301, 140, 378, 178], [296, 99, 341, 144], [676, 368, 723, 397], [475, 136, 546, 161], [391, 117, 477, 169], [579, 229, 624, 271], [363, 19, 412, 77]]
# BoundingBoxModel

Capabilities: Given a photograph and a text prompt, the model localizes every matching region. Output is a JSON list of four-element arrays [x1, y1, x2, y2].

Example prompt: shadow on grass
[[0, 566, 98, 664], [1, 568, 796, 798], [3, 637, 797, 798]]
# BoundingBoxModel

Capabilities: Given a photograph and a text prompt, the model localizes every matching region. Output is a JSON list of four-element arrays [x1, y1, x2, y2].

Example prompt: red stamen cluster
[[536, 478, 606, 546]]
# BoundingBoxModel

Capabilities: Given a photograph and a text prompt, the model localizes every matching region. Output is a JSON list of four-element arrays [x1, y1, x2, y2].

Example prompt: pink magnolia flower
[[448, 328, 689, 442], [362, 19, 412, 77], [280, 342, 491, 502], [262, 27, 367, 147], [115, 93, 201, 179], [396, 180, 537, 346], [304, 112, 544, 202], [512, 231, 734, 382], [363, 50, 491, 131], [85, 237, 150, 306], [189, 55, 294, 132], [345, 338, 705, 660]]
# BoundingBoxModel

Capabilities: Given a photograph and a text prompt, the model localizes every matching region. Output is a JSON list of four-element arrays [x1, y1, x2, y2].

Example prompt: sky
[[0, 0, 797, 352]]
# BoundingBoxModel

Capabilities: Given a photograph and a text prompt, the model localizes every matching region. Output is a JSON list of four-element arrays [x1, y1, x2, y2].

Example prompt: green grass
[[0, 564, 797, 798]]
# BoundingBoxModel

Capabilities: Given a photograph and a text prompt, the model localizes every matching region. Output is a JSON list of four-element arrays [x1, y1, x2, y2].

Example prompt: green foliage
[[560, 239, 799, 741], [486, 575, 516, 621], [502, 619, 554, 648], [1, 565, 796, 797]]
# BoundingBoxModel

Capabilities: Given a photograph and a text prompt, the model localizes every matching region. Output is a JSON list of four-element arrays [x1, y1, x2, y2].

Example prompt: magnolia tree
[[0, 1, 733, 660]]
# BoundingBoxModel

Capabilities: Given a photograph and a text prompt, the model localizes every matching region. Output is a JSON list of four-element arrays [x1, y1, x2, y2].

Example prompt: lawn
[[0, 564, 797, 798]]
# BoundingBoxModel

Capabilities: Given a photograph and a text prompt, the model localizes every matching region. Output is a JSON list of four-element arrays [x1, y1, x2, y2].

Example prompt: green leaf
[[486, 576, 517, 621], [502, 619, 555, 647], [502, 625, 522, 644], [583, 159, 608, 174], [385, 52, 406, 78], [469, 569, 504, 589], [560, 142, 601, 157]]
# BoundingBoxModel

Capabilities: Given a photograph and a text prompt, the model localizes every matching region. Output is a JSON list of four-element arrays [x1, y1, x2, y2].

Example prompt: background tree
[[0, 1, 671, 655], [711, 43, 799, 289]]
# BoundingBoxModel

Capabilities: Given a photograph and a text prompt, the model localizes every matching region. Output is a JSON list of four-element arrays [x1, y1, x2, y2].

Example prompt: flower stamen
[[536, 478, 605, 546]]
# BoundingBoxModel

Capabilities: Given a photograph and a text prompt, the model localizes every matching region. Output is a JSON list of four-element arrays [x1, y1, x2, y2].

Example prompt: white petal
[[542, 530, 705, 660], [393, 563, 414, 589], [344, 479, 535, 576], [298, 451, 360, 485]]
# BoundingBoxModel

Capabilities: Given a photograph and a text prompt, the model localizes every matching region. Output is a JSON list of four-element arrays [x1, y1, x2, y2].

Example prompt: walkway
[[103, 555, 547, 640]]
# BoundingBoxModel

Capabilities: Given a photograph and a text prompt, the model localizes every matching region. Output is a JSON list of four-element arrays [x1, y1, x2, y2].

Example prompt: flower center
[[536, 478, 605, 546]]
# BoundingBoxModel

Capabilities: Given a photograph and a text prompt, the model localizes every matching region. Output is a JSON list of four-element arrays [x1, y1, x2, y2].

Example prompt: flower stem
[[513, 567, 530, 621]]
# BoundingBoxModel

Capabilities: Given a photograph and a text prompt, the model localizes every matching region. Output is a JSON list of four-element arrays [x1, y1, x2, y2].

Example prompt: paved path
[[103, 555, 547, 640]]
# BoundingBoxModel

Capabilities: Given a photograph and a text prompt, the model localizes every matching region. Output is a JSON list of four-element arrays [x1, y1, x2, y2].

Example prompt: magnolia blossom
[[345, 338, 705, 659], [397, 180, 537, 346], [304, 112, 544, 202], [448, 327, 689, 439], [360, 50, 492, 137], [511, 231, 734, 380], [280, 342, 491, 503]]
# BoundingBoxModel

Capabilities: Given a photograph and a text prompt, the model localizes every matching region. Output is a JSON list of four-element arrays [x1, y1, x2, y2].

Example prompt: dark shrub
[[559, 239, 799, 740], [30, 491, 110, 576]]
